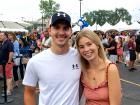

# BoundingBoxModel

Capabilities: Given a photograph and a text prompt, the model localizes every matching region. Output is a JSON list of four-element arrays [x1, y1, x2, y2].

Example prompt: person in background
[[106, 34, 117, 63], [28, 33, 38, 54], [76, 29, 122, 105], [8, 32, 20, 88], [128, 35, 136, 71], [117, 37, 123, 63], [0, 32, 14, 96], [18, 38, 30, 80], [42, 28, 51, 50], [23, 12, 81, 105], [70, 31, 79, 48], [123, 36, 130, 67], [135, 31, 140, 63]]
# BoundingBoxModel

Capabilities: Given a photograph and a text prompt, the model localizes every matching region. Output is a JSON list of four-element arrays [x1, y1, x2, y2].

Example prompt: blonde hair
[[76, 29, 107, 70], [8, 32, 17, 41]]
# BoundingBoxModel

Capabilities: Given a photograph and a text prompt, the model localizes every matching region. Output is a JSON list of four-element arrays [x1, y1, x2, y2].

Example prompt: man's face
[[131, 36, 135, 41], [0, 33, 5, 42], [44, 31, 49, 37], [49, 22, 72, 47]]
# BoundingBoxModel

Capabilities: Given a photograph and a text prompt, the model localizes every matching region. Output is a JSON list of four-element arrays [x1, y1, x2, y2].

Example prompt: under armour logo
[[57, 13, 66, 17], [72, 64, 79, 70]]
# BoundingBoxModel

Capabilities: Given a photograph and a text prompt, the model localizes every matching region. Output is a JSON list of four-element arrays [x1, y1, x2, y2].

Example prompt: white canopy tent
[[72, 25, 80, 32], [96, 22, 114, 31], [127, 22, 140, 30], [0, 28, 28, 32], [0, 20, 30, 32], [112, 21, 131, 31]]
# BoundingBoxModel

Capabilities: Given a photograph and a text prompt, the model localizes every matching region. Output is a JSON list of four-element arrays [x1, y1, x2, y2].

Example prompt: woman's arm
[[108, 64, 122, 105], [79, 81, 84, 100]]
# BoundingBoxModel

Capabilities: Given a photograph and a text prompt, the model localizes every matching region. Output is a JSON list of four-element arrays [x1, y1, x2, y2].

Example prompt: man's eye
[[54, 26, 59, 29], [63, 27, 69, 31]]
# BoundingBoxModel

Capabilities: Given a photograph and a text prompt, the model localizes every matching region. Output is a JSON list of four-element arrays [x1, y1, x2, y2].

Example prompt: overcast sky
[[0, 0, 140, 22]]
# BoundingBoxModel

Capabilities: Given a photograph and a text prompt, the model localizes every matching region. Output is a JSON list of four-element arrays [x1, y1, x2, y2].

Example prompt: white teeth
[[84, 53, 92, 57]]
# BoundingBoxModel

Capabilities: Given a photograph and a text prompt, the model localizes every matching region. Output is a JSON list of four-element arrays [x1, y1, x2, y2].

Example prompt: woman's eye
[[87, 43, 92, 46], [79, 45, 84, 49]]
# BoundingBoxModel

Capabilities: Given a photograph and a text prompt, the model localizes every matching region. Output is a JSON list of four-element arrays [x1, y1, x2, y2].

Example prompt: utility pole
[[79, 0, 83, 18], [41, 0, 44, 31]]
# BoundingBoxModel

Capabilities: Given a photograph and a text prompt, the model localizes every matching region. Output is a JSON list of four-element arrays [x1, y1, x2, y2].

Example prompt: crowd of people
[[0, 11, 140, 105], [96, 31, 140, 72], [0, 28, 51, 96]]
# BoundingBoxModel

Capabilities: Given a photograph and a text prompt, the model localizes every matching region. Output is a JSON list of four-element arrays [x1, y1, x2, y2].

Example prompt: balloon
[[77, 16, 89, 30]]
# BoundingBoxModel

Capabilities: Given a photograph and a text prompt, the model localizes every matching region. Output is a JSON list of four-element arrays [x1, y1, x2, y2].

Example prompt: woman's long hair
[[76, 29, 107, 70]]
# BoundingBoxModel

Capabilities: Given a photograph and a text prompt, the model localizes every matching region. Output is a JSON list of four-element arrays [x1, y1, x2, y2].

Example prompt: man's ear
[[48, 26, 51, 35]]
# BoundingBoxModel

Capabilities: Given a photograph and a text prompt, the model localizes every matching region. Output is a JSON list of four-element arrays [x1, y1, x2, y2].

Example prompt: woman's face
[[18, 39, 23, 44], [118, 37, 122, 41], [78, 36, 99, 61], [8, 34, 13, 40]]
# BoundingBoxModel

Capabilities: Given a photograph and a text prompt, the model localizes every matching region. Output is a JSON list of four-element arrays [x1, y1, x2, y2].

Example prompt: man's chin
[[57, 42, 68, 47]]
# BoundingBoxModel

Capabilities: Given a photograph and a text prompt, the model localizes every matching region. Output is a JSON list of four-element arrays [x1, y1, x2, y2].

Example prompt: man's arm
[[8, 52, 13, 63], [8, 41, 14, 63], [24, 86, 36, 105], [107, 46, 115, 51]]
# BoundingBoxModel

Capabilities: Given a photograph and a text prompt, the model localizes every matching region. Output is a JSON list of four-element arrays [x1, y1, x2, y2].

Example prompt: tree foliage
[[83, 8, 132, 26], [39, 0, 60, 19]]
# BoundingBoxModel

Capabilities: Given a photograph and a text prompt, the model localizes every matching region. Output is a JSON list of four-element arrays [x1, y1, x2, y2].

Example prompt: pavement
[[0, 62, 140, 105], [119, 62, 140, 105]]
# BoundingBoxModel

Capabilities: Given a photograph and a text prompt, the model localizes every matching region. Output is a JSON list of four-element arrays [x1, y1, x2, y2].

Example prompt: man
[[42, 29, 51, 50], [106, 34, 117, 63], [23, 12, 81, 105], [0, 32, 14, 95], [128, 35, 136, 71], [136, 31, 140, 63]]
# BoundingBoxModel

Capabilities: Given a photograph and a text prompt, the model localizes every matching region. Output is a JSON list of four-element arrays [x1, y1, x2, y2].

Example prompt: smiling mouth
[[84, 52, 91, 57], [56, 35, 67, 38]]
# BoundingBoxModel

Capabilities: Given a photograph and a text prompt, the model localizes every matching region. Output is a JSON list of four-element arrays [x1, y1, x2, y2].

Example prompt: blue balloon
[[78, 17, 89, 30]]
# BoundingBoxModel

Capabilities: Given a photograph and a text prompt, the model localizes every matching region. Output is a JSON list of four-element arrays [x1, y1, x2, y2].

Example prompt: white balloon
[[78, 21, 83, 26]]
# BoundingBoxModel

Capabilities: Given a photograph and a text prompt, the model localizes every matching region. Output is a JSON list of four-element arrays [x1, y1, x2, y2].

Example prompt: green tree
[[106, 10, 120, 25], [96, 10, 107, 26], [83, 8, 132, 26], [39, 0, 60, 19], [83, 12, 95, 26], [115, 8, 132, 25]]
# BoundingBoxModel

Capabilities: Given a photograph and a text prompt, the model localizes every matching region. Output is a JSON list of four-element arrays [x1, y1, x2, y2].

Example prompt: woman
[[123, 36, 130, 67], [8, 32, 20, 88], [76, 29, 122, 105], [18, 37, 31, 80], [117, 37, 123, 62]]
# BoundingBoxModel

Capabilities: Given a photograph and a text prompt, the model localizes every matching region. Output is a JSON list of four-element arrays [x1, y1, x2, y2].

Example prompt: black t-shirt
[[108, 39, 117, 55], [135, 35, 140, 52], [0, 39, 14, 64]]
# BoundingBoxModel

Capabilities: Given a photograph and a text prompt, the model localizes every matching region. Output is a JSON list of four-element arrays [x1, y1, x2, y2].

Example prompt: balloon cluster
[[78, 17, 89, 30]]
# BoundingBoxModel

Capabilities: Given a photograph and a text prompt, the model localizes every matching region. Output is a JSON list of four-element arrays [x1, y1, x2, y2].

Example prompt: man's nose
[[59, 29, 66, 35]]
